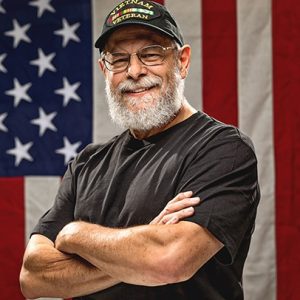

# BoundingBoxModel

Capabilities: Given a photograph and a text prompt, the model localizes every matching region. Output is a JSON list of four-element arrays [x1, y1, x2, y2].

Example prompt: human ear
[[98, 58, 107, 76], [178, 45, 191, 79]]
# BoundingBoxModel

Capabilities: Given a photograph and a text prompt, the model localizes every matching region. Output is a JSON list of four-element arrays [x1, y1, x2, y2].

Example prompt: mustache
[[117, 76, 162, 93]]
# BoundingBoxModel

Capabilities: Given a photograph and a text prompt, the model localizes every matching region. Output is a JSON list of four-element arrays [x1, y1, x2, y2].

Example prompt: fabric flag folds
[[0, 0, 299, 299]]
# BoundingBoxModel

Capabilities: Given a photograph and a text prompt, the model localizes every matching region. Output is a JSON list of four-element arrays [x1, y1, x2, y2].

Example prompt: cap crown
[[95, 0, 184, 51]]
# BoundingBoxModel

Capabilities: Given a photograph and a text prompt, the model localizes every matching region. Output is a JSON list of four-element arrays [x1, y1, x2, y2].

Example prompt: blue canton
[[0, 0, 92, 176]]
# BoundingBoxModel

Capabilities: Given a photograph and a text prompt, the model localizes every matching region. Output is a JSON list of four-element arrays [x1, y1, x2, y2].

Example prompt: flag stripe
[[25, 177, 63, 300], [0, 177, 24, 299], [165, 0, 202, 111], [202, 0, 238, 126], [92, 0, 122, 144], [153, 0, 164, 4], [272, 0, 300, 299], [237, 0, 276, 299], [25, 177, 61, 241]]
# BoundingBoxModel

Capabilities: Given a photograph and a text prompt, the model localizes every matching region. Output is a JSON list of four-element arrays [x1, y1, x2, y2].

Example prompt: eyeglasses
[[101, 45, 177, 73]]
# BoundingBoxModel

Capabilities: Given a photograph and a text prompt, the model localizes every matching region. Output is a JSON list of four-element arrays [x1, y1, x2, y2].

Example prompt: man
[[19, 1, 260, 299]]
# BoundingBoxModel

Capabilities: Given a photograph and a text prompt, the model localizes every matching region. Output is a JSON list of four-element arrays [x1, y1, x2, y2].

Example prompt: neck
[[130, 99, 197, 140]]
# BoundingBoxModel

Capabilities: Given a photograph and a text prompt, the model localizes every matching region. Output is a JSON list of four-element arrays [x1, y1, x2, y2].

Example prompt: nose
[[126, 53, 147, 80]]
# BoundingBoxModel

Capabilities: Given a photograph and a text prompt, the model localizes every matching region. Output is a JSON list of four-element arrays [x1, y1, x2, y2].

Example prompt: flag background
[[0, 0, 299, 299]]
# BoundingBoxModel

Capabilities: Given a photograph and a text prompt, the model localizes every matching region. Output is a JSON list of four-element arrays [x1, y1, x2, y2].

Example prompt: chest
[[74, 144, 186, 227]]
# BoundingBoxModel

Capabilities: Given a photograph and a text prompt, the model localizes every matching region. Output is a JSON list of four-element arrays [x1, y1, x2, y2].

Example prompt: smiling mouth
[[123, 85, 158, 94]]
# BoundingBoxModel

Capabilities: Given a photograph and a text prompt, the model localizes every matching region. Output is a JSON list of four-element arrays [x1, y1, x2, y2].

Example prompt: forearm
[[20, 235, 120, 299], [56, 220, 221, 286], [57, 223, 167, 286]]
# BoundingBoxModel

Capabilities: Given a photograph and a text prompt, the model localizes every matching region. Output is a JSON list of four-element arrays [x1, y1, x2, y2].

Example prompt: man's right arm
[[19, 234, 120, 299]]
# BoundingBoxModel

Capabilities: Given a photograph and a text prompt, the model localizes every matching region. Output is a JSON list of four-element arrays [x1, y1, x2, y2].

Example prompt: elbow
[[19, 268, 39, 299], [19, 268, 70, 299], [150, 252, 196, 284], [19, 259, 61, 299], [19, 252, 44, 299]]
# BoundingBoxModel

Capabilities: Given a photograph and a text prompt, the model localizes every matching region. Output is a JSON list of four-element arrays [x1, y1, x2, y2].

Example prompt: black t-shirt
[[33, 111, 260, 300]]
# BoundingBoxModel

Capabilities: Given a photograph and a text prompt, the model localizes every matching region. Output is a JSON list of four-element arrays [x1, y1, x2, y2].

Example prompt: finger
[[166, 216, 179, 225], [150, 196, 200, 224], [168, 191, 193, 204], [166, 197, 200, 213], [150, 192, 197, 225], [150, 209, 168, 224], [150, 214, 161, 224], [159, 207, 195, 225]]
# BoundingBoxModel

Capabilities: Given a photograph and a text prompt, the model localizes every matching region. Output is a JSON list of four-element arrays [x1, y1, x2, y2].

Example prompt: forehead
[[105, 25, 172, 50]]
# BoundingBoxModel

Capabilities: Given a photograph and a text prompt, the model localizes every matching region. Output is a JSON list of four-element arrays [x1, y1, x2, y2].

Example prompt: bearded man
[[19, 1, 260, 299]]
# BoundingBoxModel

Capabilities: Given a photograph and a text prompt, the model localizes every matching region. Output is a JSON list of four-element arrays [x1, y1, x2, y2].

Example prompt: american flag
[[0, 0, 299, 300]]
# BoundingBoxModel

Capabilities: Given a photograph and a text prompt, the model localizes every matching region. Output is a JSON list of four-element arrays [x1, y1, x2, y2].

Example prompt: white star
[[55, 77, 81, 107], [54, 18, 80, 47], [5, 78, 32, 107], [30, 48, 56, 77], [0, 112, 8, 132], [55, 137, 81, 165], [0, 0, 6, 14], [7, 137, 33, 167], [0, 53, 7, 73], [4, 19, 31, 48], [31, 107, 57, 136], [29, 0, 55, 18]]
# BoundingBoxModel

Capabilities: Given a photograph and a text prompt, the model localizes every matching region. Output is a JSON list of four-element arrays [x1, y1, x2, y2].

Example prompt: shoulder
[[188, 112, 257, 159]]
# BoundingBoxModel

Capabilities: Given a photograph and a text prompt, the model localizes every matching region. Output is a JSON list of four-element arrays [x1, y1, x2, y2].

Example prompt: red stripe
[[272, 0, 300, 299], [202, 0, 238, 126], [153, 0, 164, 5], [0, 178, 25, 299]]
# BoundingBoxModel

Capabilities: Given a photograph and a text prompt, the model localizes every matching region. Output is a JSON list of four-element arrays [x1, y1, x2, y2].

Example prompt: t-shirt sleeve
[[178, 136, 260, 265], [31, 161, 76, 242], [31, 143, 97, 242]]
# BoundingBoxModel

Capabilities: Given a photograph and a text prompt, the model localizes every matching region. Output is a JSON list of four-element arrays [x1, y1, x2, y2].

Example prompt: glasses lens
[[103, 45, 174, 72], [104, 52, 129, 72], [138, 46, 165, 65]]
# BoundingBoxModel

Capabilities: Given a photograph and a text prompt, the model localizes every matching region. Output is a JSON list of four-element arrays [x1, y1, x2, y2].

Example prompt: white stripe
[[237, 1, 276, 299], [25, 177, 62, 300], [92, 0, 122, 143], [25, 176, 60, 242], [165, 0, 202, 111]]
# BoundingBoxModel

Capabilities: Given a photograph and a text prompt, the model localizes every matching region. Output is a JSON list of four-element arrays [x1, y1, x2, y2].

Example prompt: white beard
[[105, 66, 185, 132]]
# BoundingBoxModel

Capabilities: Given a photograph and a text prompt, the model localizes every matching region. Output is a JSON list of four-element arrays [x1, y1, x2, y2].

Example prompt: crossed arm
[[20, 192, 223, 299]]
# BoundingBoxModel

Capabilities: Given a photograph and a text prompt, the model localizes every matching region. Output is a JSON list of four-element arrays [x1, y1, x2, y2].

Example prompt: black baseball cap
[[95, 0, 184, 52]]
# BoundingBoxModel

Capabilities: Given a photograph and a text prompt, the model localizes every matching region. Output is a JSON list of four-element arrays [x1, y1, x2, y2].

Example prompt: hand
[[150, 191, 200, 225]]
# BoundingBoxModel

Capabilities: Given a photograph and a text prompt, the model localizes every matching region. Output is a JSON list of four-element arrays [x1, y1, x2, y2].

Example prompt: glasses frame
[[101, 44, 177, 73]]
